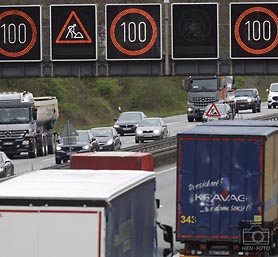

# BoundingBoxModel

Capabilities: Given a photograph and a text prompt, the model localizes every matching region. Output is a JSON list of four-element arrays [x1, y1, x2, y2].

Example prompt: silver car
[[0, 151, 14, 178], [135, 118, 169, 143]]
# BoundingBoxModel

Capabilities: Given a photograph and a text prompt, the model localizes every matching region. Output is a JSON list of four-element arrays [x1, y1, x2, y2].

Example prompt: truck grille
[[273, 96, 278, 100], [192, 96, 215, 107], [0, 130, 26, 139]]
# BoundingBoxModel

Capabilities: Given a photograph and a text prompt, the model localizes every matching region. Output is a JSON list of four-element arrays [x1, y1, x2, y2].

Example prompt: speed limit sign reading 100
[[230, 3, 278, 59], [0, 5, 41, 62], [105, 4, 162, 61]]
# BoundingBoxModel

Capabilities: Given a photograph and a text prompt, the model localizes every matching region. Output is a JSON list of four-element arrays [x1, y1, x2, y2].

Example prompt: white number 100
[[245, 20, 271, 41], [1, 23, 27, 44], [120, 21, 147, 43]]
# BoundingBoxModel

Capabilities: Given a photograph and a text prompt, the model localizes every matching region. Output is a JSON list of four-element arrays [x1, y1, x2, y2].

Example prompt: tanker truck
[[0, 91, 59, 158]]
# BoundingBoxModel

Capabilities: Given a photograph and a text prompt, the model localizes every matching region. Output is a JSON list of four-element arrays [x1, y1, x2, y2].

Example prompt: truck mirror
[[157, 222, 174, 256], [182, 79, 187, 91], [156, 199, 160, 209], [33, 108, 37, 120], [181, 79, 192, 91], [162, 224, 174, 257], [162, 224, 173, 244]]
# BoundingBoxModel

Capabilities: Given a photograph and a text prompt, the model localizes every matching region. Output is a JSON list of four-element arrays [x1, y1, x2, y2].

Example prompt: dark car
[[135, 117, 169, 143], [113, 111, 147, 136], [235, 88, 261, 113], [202, 103, 234, 123], [55, 130, 99, 164], [91, 127, 121, 151], [0, 151, 14, 178]]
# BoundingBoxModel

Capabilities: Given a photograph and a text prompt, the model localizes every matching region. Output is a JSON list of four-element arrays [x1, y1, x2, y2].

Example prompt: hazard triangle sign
[[205, 103, 221, 117], [56, 11, 92, 44]]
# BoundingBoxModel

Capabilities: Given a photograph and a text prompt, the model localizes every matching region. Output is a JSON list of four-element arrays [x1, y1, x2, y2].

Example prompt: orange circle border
[[110, 8, 157, 56]]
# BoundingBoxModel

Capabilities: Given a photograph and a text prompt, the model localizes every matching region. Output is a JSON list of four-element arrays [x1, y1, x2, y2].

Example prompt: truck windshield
[[189, 79, 218, 91], [0, 107, 30, 124]]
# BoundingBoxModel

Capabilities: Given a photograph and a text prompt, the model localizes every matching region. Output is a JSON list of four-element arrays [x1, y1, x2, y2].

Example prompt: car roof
[[142, 117, 161, 120], [92, 127, 113, 130], [236, 88, 257, 91], [120, 111, 145, 114]]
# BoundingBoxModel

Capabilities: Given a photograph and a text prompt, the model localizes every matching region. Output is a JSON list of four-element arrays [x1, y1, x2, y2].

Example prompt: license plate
[[208, 117, 218, 122], [123, 128, 130, 131], [3, 142, 13, 145], [209, 250, 229, 255]]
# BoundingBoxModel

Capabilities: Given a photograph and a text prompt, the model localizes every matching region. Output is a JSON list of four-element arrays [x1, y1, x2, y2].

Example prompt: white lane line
[[43, 157, 54, 162], [158, 166, 176, 174]]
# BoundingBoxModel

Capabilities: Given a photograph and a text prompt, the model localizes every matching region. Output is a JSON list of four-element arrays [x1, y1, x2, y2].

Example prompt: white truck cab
[[267, 82, 278, 108]]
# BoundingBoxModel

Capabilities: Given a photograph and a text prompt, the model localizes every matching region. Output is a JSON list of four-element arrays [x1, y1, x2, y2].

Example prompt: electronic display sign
[[50, 4, 97, 61], [230, 3, 278, 59], [105, 4, 162, 61], [0, 5, 41, 62], [171, 3, 219, 60]]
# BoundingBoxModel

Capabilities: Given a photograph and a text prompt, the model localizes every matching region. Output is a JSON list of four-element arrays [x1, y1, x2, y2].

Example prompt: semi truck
[[0, 91, 59, 158], [0, 169, 158, 257], [163, 122, 278, 256], [182, 75, 236, 122]]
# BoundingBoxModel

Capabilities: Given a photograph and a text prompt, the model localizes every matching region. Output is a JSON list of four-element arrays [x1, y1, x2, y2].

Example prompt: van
[[267, 82, 278, 108]]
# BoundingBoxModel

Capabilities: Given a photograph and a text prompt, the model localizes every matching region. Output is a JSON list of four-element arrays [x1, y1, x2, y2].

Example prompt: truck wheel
[[44, 141, 49, 156], [29, 140, 38, 158], [252, 105, 257, 113], [55, 158, 61, 164], [257, 104, 261, 112], [38, 137, 45, 157], [188, 116, 194, 122], [48, 134, 57, 154]]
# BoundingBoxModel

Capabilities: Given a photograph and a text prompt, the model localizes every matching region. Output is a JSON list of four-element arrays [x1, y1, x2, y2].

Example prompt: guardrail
[[45, 112, 278, 170]]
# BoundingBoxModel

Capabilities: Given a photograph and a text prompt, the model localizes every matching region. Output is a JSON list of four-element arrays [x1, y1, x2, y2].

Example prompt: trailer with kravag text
[[164, 122, 278, 256]]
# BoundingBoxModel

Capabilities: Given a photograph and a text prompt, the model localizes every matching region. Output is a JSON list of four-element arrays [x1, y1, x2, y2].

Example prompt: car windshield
[[92, 129, 112, 137], [61, 131, 90, 145], [235, 90, 254, 97], [138, 119, 161, 126], [270, 83, 278, 92], [118, 112, 142, 121]]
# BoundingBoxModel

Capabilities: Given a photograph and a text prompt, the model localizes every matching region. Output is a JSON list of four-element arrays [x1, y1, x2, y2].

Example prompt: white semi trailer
[[0, 91, 59, 158], [0, 169, 158, 257]]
